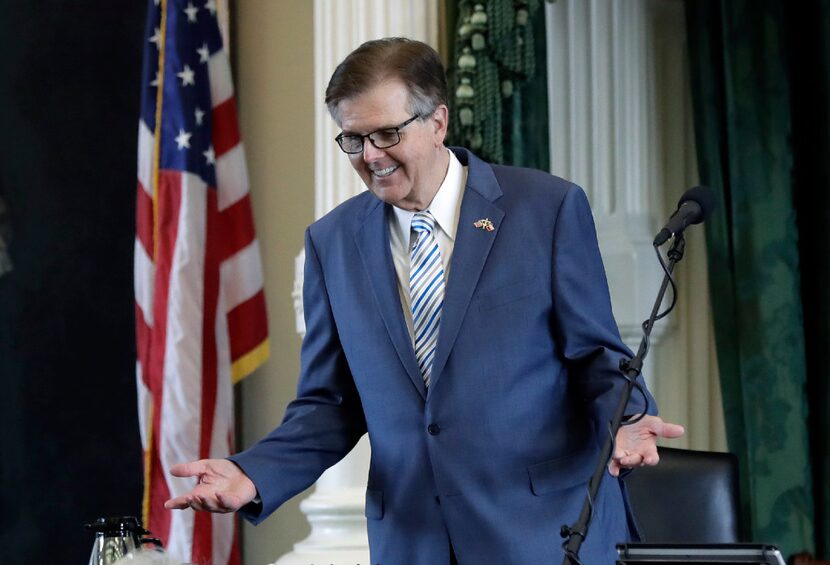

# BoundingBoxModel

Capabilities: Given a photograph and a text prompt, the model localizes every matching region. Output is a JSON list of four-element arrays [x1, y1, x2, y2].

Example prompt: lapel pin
[[473, 218, 495, 232]]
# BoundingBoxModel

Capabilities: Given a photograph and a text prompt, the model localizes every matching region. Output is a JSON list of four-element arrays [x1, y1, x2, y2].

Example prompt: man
[[166, 38, 684, 564]]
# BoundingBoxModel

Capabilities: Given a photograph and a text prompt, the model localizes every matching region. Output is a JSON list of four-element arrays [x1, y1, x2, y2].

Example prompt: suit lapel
[[355, 199, 427, 400], [429, 149, 504, 391]]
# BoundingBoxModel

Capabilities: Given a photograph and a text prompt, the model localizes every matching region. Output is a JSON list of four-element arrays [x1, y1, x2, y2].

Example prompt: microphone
[[653, 186, 715, 246]]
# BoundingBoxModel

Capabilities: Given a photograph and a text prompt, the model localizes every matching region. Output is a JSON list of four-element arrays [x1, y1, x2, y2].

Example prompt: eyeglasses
[[335, 115, 420, 154]]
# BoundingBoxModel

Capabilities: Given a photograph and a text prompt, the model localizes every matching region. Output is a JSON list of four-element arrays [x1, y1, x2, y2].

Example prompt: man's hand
[[609, 415, 685, 477], [164, 459, 257, 513]]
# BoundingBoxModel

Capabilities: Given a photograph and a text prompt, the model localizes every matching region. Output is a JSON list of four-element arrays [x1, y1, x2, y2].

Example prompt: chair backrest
[[623, 446, 741, 543]]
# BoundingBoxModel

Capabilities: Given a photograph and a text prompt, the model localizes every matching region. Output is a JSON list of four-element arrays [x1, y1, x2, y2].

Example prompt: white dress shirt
[[388, 149, 468, 342]]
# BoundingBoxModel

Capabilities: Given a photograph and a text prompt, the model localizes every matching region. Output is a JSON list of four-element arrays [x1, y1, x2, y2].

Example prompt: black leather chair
[[623, 446, 741, 543]]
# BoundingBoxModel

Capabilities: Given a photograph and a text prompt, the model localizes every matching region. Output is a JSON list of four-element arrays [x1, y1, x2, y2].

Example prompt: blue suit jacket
[[231, 147, 655, 564]]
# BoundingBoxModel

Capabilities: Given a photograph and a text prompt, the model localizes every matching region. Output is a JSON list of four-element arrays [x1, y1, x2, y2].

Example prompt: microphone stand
[[561, 234, 687, 564]]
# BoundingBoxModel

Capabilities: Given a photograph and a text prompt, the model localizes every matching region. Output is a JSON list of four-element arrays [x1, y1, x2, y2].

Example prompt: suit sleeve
[[550, 184, 657, 432], [229, 228, 367, 524]]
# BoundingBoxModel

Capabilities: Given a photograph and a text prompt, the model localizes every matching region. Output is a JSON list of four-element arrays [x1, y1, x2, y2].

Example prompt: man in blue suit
[[166, 38, 684, 564]]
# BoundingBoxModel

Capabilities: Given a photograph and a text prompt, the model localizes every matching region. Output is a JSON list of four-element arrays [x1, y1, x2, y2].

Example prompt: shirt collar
[[390, 148, 467, 242]]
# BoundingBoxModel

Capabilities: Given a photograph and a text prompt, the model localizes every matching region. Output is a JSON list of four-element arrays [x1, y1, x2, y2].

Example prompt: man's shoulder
[[487, 160, 584, 212], [450, 145, 579, 201], [308, 190, 379, 238], [492, 162, 575, 194]]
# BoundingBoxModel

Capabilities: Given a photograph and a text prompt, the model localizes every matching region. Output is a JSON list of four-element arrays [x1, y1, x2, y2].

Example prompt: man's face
[[336, 80, 449, 211]]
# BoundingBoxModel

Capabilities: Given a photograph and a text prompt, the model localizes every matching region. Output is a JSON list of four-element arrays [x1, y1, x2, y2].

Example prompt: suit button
[[427, 423, 441, 435]]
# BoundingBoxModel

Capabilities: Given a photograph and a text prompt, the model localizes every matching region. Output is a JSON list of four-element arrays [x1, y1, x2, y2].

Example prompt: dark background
[[0, 2, 147, 562]]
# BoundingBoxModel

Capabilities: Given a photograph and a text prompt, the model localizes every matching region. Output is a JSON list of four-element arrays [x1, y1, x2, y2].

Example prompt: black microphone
[[653, 186, 715, 246]]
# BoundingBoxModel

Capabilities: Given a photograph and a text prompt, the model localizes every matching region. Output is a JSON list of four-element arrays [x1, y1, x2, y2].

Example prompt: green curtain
[[446, 0, 550, 170], [686, 0, 830, 558], [792, 0, 830, 558]]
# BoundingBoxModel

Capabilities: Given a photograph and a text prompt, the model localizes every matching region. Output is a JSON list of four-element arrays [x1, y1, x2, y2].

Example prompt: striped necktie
[[410, 211, 444, 387]]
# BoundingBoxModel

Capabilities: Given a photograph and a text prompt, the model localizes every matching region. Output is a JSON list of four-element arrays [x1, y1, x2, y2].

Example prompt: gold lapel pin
[[473, 218, 495, 232]]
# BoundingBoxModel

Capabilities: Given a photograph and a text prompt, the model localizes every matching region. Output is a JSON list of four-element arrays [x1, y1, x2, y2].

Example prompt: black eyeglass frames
[[334, 115, 420, 154]]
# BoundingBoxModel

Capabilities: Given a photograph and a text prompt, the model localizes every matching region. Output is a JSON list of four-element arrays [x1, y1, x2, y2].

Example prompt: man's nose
[[362, 139, 386, 162]]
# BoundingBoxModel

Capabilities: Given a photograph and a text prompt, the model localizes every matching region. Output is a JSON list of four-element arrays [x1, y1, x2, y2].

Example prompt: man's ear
[[430, 104, 449, 146]]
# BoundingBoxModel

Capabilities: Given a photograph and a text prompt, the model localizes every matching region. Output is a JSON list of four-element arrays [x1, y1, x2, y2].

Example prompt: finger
[[642, 452, 660, 466], [607, 460, 621, 477], [619, 452, 645, 467], [169, 460, 208, 478], [164, 495, 192, 510], [658, 422, 686, 439]]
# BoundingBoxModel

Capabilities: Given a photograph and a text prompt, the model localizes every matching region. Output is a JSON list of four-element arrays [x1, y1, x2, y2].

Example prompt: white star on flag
[[184, 2, 199, 22], [177, 65, 195, 86], [174, 129, 192, 149], [194, 107, 205, 125], [149, 27, 161, 48], [150, 71, 160, 88], [197, 43, 210, 63], [203, 146, 215, 165], [204, 0, 217, 16]]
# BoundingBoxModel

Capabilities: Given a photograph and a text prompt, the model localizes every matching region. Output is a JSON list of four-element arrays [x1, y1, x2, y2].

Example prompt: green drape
[[686, 0, 830, 558], [501, 6, 549, 170], [446, 0, 549, 170], [791, 0, 830, 558]]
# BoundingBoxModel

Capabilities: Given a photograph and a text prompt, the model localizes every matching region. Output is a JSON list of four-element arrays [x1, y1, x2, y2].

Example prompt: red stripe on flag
[[216, 193, 256, 261], [212, 97, 240, 158], [146, 170, 183, 546], [192, 188, 221, 564], [147, 439, 172, 547], [227, 289, 268, 363], [135, 302, 152, 386], [202, 188, 222, 465], [136, 181, 154, 256], [148, 171, 182, 393]]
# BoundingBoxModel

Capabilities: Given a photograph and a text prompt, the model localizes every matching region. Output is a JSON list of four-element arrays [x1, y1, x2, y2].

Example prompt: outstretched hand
[[164, 459, 257, 513], [609, 415, 685, 477]]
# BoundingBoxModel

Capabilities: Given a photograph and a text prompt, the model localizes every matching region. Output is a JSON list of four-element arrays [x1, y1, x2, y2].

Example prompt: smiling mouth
[[372, 165, 399, 178]]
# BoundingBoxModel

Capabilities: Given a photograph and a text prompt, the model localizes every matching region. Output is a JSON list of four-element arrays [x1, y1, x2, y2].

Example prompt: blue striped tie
[[410, 211, 444, 387]]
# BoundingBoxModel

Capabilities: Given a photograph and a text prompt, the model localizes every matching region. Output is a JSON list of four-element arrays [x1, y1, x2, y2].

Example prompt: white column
[[545, 0, 666, 387], [278, 3, 439, 564]]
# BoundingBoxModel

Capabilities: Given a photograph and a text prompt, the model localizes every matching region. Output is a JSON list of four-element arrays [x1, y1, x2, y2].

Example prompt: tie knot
[[412, 211, 437, 235]]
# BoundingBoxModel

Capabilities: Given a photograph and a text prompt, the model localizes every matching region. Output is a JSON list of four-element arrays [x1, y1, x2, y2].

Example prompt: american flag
[[134, 0, 269, 563]]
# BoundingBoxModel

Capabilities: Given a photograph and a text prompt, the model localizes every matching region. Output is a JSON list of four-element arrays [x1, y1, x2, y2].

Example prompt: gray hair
[[325, 37, 449, 126]]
